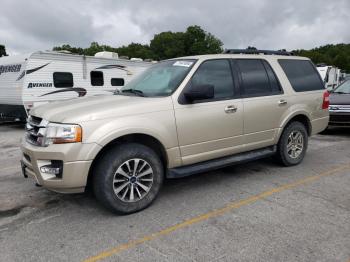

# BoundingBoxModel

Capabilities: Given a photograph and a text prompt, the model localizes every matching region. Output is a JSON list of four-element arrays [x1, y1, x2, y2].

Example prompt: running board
[[167, 146, 276, 178]]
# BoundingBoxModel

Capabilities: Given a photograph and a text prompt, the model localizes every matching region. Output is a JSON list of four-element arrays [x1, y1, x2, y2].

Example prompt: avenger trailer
[[0, 51, 152, 121]]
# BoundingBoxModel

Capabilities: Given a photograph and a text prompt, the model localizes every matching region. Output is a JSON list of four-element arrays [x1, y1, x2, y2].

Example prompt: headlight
[[40, 123, 82, 146]]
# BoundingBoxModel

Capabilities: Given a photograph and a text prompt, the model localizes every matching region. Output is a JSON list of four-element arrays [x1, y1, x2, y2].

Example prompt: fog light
[[39, 160, 63, 178], [40, 165, 60, 175]]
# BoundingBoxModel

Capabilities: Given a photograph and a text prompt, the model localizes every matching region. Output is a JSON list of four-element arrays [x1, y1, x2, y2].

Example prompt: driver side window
[[190, 59, 235, 101]]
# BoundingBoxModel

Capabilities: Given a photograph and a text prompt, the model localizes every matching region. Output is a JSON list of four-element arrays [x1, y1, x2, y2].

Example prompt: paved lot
[[0, 123, 349, 262]]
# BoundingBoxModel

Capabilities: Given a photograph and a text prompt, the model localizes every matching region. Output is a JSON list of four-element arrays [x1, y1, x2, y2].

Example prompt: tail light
[[322, 91, 330, 109]]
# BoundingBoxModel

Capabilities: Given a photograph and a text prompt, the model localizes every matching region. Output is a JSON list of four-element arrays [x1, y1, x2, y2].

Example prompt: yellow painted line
[[84, 164, 350, 262]]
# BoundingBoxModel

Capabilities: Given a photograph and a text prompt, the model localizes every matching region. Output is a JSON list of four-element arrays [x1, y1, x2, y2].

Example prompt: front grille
[[30, 115, 42, 126], [25, 116, 48, 146]]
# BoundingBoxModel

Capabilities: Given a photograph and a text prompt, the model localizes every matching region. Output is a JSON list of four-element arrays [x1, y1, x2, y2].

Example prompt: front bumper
[[20, 140, 101, 193]]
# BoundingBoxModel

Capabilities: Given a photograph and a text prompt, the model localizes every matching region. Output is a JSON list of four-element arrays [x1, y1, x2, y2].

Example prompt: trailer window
[[91, 71, 104, 86], [53, 72, 74, 88], [111, 78, 125, 86]]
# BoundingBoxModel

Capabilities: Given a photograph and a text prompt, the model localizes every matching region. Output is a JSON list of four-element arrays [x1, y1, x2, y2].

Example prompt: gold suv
[[21, 50, 329, 214]]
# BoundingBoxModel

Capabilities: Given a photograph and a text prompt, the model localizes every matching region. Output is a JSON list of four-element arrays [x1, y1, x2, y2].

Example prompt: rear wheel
[[93, 143, 164, 214], [319, 126, 329, 135], [276, 121, 308, 166]]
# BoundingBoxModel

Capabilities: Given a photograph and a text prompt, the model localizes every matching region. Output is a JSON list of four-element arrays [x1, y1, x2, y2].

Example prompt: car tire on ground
[[319, 126, 329, 135], [93, 143, 164, 214], [276, 121, 308, 166]]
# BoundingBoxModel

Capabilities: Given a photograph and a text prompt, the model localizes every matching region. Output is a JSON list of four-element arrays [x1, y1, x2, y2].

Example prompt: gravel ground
[[0, 123, 349, 262]]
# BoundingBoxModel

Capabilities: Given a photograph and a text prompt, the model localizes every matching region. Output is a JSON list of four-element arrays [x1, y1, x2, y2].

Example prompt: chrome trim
[[329, 104, 350, 113], [25, 115, 48, 146]]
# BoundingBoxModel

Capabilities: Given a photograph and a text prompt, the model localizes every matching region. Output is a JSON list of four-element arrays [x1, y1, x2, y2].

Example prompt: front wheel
[[93, 143, 164, 214], [276, 122, 308, 166]]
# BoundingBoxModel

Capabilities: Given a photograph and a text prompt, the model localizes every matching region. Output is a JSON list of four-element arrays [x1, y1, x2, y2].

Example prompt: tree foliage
[[150, 31, 186, 60], [53, 28, 350, 72], [294, 44, 350, 73], [53, 25, 223, 60], [0, 45, 8, 57]]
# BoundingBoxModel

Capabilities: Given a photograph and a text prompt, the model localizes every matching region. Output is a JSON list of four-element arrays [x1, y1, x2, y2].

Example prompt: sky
[[1, 0, 349, 55]]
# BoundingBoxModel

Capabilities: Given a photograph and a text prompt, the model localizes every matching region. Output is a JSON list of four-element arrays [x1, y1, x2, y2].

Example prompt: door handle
[[278, 100, 288, 106], [224, 105, 237, 113]]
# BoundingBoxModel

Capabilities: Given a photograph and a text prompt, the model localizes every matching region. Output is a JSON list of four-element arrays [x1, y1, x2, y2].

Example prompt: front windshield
[[334, 80, 350, 94], [118, 59, 196, 97]]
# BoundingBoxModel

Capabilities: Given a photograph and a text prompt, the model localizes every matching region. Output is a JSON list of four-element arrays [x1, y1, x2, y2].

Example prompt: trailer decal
[[28, 83, 53, 88], [40, 87, 87, 97], [17, 63, 50, 81], [95, 64, 133, 75], [0, 64, 22, 76]]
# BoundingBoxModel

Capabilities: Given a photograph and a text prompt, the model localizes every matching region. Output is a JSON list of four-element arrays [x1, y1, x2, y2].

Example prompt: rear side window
[[91, 71, 104, 86], [236, 59, 281, 97], [278, 59, 324, 92], [53, 72, 73, 88], [262, 60, 282, 93], [111, 78, 125, 86]]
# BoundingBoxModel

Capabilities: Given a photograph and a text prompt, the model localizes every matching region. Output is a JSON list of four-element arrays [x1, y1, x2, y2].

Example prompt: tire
[[319, 126, 329, 135], [276, 121, 308, 166], [93, 143, 164, 214]]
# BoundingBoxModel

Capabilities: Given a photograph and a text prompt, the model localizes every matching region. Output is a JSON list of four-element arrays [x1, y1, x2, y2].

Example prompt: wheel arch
[[286, 114, 312, 136], [86, 133, 168, 191], [277, 113, 312, 142]]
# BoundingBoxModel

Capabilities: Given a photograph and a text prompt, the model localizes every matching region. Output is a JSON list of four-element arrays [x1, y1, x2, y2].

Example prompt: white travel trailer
[[316, 64, 340, 90], [0, 51, 152, 121]]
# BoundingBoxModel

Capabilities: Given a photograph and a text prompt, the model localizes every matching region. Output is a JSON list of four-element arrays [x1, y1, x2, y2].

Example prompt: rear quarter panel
[[270, 57, 329, 142]]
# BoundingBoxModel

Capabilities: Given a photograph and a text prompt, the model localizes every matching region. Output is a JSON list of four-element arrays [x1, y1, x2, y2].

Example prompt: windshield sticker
[[173, 61, 193, 67]]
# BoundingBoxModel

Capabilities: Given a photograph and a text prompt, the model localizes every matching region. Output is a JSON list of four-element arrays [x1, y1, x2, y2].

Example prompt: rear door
[[234, 59, 289, 150]]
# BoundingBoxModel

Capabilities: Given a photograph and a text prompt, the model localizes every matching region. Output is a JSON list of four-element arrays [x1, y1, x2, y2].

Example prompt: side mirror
[[184, 84, 214, 102]]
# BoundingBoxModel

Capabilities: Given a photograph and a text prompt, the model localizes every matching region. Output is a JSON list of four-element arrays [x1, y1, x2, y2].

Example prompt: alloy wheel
[[112, 158, 154, 202], [287, 131, 304, 159]]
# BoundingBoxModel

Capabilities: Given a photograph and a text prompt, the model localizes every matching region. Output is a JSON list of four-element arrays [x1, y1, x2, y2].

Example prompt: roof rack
[[223, 49, 294, 56]]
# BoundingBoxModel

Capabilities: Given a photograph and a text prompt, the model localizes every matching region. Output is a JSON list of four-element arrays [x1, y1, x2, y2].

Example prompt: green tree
[[184, 25, 223, 55], [53, 44, 85, 55], [0, 45, 8, 57], [116, 43, 155, 60], [52, 25, 224, 60], [150, 31, 186, 60], [84, 42, 104, 56], [294, 44, 350, 73], [150, 25, 223, 60]]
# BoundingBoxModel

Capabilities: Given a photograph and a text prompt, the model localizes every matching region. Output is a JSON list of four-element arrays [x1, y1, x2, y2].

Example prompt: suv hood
[[330, 93, 350, 105], [30, 95, 174, 123]]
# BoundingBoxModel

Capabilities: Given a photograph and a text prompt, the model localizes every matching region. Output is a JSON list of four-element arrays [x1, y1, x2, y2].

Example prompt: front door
[[173, 59, 244, 166]]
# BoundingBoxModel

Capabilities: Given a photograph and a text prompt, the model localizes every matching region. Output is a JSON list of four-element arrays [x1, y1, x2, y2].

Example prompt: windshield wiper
[[121, 89, 145, 97]]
